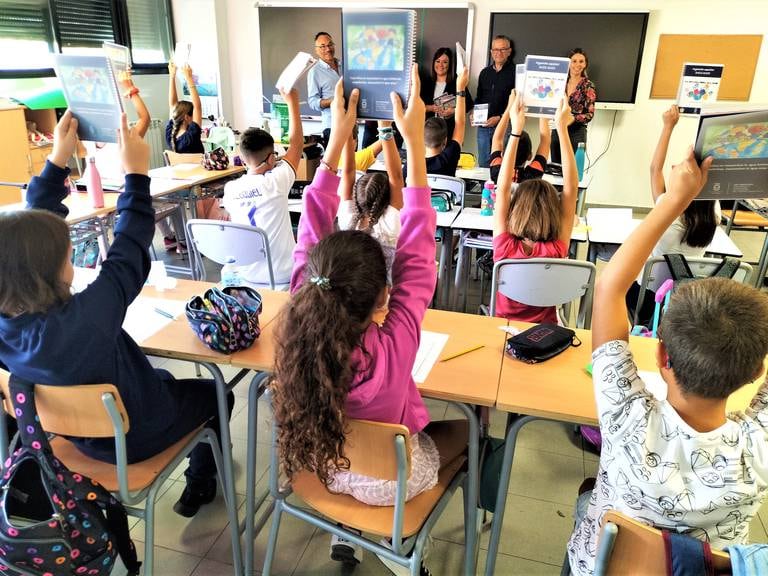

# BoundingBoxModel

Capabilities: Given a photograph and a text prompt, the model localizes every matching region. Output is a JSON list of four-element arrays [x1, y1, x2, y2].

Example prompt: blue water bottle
[[575, 142, 586, 181], [480, 181, 494, 216]]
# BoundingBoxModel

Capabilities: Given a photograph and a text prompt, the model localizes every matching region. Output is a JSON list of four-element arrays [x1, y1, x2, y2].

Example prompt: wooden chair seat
[[722, 209, 768, 228], [292, 453, 466, 537], [50, 426, 203, 492]]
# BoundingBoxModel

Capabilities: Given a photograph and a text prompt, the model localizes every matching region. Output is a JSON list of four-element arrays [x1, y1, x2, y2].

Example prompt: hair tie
[[310, 275, 332, 291]]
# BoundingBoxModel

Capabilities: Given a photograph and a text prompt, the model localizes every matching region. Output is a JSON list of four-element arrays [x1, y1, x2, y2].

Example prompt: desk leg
[[452, 233, 469, 312], [451, 402, 480, 576], [484, 414, 540, 576], [200, 362, 244, 576], [754, 233, 768, 288], [577, 186, 587, 218], [587, 242, 597, 264], [438, 228, 454, 310]]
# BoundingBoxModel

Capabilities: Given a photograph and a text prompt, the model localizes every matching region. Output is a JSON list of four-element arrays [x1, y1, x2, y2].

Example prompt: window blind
[[0, 1, 51, 42], [52, 0, 115, 47]]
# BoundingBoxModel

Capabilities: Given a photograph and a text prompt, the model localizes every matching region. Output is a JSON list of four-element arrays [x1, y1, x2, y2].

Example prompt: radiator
[[145, 119, 166, 169]]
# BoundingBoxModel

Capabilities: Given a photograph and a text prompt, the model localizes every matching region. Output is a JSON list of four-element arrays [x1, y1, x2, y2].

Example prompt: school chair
[[723, 200, 768, 287], [458, 152, 476, 169], [488, 258, 597, 328], [632, 256, 753, 325], [427, 173, 466, 208], [163, 150, 205, 166], [204, 126, 236, 155], [185, 219, 282, 290], [0, 372, 239, 576], [260, 388, 472, 576], [591, 511, 731, 576]]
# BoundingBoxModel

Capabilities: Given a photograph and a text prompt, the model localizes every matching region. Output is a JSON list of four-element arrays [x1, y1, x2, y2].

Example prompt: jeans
[[476, 124, 510, 168], [551, 122, 588, 164]]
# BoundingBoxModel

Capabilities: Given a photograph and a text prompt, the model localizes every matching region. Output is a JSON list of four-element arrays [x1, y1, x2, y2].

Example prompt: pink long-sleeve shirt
[[290, 169, 436, 434]]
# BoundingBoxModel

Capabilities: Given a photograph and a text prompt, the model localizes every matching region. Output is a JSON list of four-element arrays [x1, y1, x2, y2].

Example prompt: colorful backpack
[[186, 286, 262, 354], [0, 375, 140, 576], [201, 146, 230, 171]]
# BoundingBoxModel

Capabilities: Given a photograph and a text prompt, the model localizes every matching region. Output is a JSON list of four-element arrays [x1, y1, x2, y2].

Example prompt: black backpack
[[0, 375, 141, 575]]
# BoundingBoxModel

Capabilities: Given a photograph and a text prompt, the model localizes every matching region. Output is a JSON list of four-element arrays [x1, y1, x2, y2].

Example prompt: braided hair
[[351, 173, 391, 232], [170, 101, 194, 152]]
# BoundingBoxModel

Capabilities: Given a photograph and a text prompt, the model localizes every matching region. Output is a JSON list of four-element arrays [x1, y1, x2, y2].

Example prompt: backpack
[[0, 375, 141, 576]]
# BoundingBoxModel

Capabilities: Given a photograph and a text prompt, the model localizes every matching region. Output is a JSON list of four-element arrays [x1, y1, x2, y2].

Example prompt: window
[[0, 0, 173, 74]]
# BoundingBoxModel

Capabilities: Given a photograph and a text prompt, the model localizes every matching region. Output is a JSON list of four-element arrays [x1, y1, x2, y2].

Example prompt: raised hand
[[554, 97, 574, 130], [457, 66, 469, 92], [507, 89, 525, 134], [118, 113, 150, 176], [50, 110, 79, 170], [182, 64, 194, 83], [663, 105, 680, 128], [668, 146, 713, 207], [279, 87, 299, 107], [167, 61, 177, 77], [322, 78, 359, 171], [391, 63, 425, 147]]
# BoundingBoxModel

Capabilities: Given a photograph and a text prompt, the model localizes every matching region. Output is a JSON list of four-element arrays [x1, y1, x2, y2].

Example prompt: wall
[[173, 0, 768, 209]]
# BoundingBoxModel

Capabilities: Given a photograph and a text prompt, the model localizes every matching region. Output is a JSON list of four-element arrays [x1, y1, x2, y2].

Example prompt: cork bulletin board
[[650, 34, 763, 100]]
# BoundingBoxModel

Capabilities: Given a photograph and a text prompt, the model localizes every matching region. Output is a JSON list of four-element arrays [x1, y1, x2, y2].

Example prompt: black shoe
[[173, 480, 217, 517]]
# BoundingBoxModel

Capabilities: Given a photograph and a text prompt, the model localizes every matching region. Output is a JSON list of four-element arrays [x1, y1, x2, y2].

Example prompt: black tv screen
[[490, 12, 649, 106]]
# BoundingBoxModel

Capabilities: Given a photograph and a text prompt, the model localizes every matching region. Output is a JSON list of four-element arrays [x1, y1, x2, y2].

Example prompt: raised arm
[[650, 105, 680, 202], [290, 80, 359, 292], [555, 98, 578, 246], [182, 65, 203, 126], [379, 120, 404, 209], [119, 71, 150, 138], [491, 107, 511, 157], [167, 61, 178, 111], [592, 147, 712, 349], [25, 110, 78, 218], [396, 65, 427, 190], [493, 90, 524, 238], [339, 134, 356, 201], [451, 66, 469, 147], [535, 116, 551, 159], [280, 87, 304, 172]]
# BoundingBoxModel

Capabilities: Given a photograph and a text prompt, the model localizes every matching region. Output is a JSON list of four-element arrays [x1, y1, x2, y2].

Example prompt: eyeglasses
[[259, 151, 278, 165], [315, 42, 335, 50], [490, 47, 511, 53]]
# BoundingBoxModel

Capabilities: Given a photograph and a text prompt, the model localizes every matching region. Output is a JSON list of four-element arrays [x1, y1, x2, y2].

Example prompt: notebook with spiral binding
[[342, 9, 417, 120], [53, 54, 124, 143]]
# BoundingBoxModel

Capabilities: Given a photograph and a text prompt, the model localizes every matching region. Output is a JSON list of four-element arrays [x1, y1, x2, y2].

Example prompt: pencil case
[[505, 323, 580, 364], [186, 286, 262, 354]]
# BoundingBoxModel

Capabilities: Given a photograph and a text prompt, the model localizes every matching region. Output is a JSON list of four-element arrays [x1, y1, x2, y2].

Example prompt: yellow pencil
[[440, 344, 484, 362]]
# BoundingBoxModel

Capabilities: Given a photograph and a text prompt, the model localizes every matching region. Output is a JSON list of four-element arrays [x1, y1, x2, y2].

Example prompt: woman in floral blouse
[[551, 48, 597, 164]]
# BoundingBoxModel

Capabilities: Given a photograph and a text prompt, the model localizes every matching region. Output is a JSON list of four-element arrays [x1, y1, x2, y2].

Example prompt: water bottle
[[575, 142, 586, 182], [480, 181, 494, 216], [85, 157, 104, 208], [487, 182, 496, 213], [220, 256, 241, 287]]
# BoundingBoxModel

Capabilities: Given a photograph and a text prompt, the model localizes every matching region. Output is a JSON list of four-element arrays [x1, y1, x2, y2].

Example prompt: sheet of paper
[[276, 51, 317, 92], [456, 42, 467, 72], [637, 370, 667, 401], [123, 297, 187, 344], [411, 331, 449, 383]]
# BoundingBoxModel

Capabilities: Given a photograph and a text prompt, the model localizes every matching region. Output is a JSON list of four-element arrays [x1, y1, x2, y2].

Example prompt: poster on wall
[[677, 62, 723, 115]]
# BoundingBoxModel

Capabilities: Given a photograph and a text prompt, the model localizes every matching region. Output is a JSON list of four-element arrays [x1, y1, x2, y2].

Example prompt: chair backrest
[[595, 510, 730, 576], [634, 256, 753, 324], [342, 419, 412, 481], [490, 258, 597, 328], [205, 126, 236, 154], [458, 152, 476, 169], [185, 219, 276, 288], [164, 150, 204, 166], [0, 369, 128, 438], [427, 174, 465, 208]]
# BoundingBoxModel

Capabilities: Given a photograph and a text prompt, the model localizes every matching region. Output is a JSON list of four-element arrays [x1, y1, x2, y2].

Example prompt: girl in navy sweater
[[0, 111, 232, 518]]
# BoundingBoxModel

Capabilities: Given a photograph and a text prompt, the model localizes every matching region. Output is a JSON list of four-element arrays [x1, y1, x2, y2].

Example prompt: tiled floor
[[112, 224, 768, 575]]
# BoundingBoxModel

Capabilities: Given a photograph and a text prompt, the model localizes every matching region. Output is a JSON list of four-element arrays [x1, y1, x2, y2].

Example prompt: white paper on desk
[[637, 370, 667, 401], [412, 331, 449, 383], [149, 164, 199, 180], [123, 297, 187, 343]]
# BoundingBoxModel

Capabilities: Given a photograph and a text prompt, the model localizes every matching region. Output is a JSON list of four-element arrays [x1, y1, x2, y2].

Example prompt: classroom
[[0, 0, 768, 575]]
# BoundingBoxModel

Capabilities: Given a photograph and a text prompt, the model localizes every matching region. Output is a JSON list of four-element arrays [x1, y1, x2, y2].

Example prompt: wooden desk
[[148, 164, 244, 183]]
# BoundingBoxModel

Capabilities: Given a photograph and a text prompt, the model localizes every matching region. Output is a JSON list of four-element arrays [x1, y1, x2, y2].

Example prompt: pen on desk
[[153, 307, 175, 319], [440, 344, 484, 362]]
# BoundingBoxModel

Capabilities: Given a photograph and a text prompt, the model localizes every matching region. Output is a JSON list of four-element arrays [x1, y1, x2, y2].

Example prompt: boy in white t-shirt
[[567, 147, 768, 575], [222, 88, 303, 287]]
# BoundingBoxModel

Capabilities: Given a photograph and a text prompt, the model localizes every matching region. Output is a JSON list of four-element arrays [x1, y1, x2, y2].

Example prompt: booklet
[[522, 55, 569, 118], [455, 41, 467, 72], [173, 42, 191, 68], [471, 103, 488, 126], [694, 109, 768, 200], [276, 51, 317, 92], [53, 54, 123, 143], [102, 41, 130, 79], [342, 9, 417, 120], [434, 92, 456, 117], [677, 62, 723, 115]]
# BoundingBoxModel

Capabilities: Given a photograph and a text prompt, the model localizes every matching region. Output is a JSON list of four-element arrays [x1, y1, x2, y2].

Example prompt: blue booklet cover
[[53, 54, 123, 143], [694, 109, 768, 200], [342, 9, 416, 120]]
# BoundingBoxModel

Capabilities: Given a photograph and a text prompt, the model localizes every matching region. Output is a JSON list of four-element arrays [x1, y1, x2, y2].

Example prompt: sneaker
[[376, 539, 432, 576], [330, 533, 363, 565], [176, 241, 188, 255], [172, 480, 216, 517], [163, 236, 177, 251]]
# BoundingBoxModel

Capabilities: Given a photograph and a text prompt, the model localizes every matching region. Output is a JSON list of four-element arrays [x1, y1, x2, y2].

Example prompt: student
[[166, 62, 204, 154], [221, 87, 303, 288], [0, 111, 233, 518], [422, 66, 469, 177], [340, 122, 388, 172], [272, 70, 465, 575], [489, 104, 551, 185], [627, 105, 721, 326], [492, 91, 578, 323], [337, 118, 404, 281], [567, 147, 768, 575]]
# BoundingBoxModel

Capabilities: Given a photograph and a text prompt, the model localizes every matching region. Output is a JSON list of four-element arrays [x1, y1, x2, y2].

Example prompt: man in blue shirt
[[307, 31, 341, 146]]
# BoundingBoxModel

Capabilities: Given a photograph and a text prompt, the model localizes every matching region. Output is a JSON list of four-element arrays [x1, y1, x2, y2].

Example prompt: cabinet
[[0, 104, 57, 206]]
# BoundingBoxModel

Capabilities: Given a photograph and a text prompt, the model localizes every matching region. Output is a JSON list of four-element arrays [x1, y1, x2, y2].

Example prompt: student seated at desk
[[627, 105, 721, 327], [492, 91, 578, 323], [340, 122, 388, 172], [222, 87, 303, 289], [272, 71, 465, 574], [566, 147, 768, 576], [0, 111, 233, 519]]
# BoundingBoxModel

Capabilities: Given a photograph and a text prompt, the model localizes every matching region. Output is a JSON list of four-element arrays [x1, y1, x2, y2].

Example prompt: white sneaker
[[330, 533, 363, 565], [375, 539, 432, 576]]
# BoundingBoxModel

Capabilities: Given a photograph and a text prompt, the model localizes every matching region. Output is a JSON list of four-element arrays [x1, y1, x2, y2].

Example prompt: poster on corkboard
[[650, 34, 762, 101]]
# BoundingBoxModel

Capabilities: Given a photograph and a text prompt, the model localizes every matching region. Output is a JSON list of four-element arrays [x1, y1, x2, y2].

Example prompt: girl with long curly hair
[[272, 71, 466, 573]]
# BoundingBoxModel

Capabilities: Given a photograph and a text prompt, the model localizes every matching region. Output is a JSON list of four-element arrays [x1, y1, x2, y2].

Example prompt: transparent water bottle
[[575, 142, 586, 181], [220, 256, 241, 287]]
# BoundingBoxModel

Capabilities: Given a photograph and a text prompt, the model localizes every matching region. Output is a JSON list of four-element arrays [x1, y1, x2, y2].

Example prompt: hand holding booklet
[[276, 52, 317, 92]]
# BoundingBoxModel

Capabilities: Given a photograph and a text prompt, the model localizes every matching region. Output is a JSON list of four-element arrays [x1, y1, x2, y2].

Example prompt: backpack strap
[[663, 253, 695, 283], [7, 374, 52, 455], [709, 256, 741, 280], [105, 500, 142, 574]]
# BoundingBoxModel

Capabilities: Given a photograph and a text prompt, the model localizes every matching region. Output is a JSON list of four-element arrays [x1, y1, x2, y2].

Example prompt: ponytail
[[681, 200, 717, 248], [170, 101, 194, 152], [351, 173, 391, 233]]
